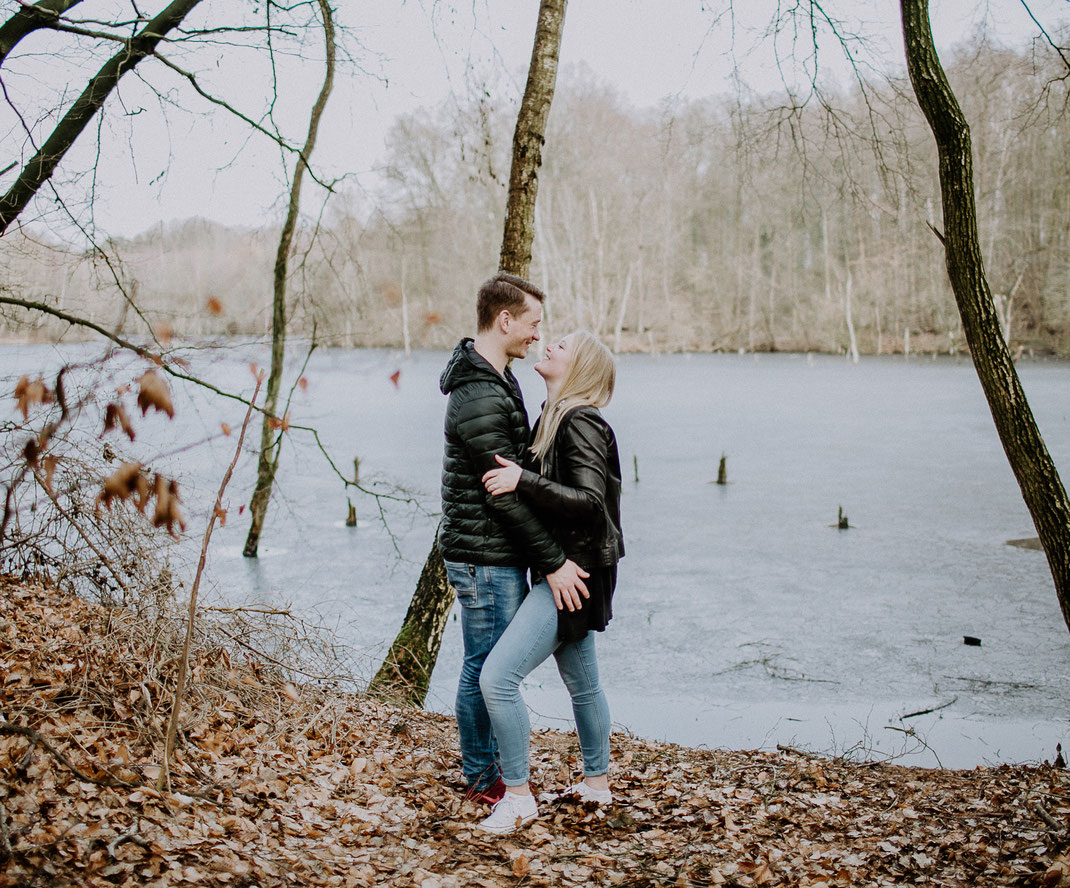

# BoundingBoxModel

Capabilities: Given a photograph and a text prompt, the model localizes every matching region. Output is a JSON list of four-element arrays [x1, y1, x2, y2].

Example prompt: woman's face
[[535, 333, 575, 385]]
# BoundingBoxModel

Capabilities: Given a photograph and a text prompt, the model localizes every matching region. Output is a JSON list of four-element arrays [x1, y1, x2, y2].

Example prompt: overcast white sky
[[3, 0, 1068, 237]]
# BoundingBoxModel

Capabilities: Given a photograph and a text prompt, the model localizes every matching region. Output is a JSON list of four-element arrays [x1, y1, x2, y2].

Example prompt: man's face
[[504, 295, 542, 360]]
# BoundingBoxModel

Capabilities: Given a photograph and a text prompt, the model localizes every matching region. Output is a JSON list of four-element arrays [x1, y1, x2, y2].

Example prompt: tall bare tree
[[243, 0, 336, 558], [370, 0, 569, 705], [900, 0, 1070, 634]]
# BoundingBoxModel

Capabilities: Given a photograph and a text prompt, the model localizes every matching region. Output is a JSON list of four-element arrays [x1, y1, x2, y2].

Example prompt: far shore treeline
[[2, 36, 1068, 358]]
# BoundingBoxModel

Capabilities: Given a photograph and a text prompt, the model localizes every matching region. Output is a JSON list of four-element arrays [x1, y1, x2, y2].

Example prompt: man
[[439, 271, 589, 804]]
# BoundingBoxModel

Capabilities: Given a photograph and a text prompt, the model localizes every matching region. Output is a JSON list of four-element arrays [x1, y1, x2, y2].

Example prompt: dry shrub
[[0, 354, 362, 747]]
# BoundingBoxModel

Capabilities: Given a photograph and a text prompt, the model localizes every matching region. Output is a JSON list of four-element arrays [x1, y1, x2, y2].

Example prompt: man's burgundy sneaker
[[464, 777, 506, 805]]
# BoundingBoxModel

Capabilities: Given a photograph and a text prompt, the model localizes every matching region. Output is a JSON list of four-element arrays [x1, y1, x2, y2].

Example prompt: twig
[[0, 720, 135, 788], [161, 372, 264, 792], [883, 725, 943, 768], [202, 605, 292, 616], [31, 468, 128, 595], [210, 621, 351, 684], [901, 697, 957, 720], [1034, 802, 1068, 835], [106, 829, 151, 857]]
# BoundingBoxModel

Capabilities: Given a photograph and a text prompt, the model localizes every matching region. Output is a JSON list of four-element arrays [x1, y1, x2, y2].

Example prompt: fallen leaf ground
[[0, 578, 1067, 887]]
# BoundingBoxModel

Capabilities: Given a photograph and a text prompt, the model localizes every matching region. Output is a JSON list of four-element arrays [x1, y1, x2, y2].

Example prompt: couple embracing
[[438, 272, 624, 835]]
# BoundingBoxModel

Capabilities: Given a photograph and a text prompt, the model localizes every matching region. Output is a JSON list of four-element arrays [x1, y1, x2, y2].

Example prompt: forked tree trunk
[[901, 0, 1070, 634], [373, 0, 568, 705], [243, 0, 335, 557]]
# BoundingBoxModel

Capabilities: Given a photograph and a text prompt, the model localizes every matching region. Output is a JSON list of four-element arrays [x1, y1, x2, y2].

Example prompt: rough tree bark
[[901, 0, 1070, 634], [0, 0, 204, 234], [499, 0, 568, 275], [370, 0, 568, 705], [367, 539, 452, 705], [243, 0, 335, 558]]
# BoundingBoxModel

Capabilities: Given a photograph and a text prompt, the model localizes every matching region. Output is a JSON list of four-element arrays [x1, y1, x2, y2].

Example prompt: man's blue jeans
[[480, 579, 611, 786], [445, 560, 528, 792]]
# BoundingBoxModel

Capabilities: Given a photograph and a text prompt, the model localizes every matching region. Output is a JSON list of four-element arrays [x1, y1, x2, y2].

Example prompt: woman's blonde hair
[[530, 330, 615, 465]]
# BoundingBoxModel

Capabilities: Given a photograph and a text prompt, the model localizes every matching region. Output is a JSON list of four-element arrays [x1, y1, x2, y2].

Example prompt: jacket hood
[[440, 338, 507, 394]]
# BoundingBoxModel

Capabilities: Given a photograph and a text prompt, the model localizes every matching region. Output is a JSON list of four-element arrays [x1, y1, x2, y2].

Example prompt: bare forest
[[3, 34, 1069, 357]]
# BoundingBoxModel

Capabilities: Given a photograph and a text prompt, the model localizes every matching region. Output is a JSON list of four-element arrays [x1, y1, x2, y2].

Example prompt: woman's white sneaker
[[475, 791, 538, 834], [539, 782, 613, 805]]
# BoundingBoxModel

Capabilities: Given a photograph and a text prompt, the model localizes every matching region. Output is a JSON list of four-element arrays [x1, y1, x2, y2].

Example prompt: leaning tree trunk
[[243, 0, 335, 558], [371, 0, 568, 705], [367, 540, 453, 705], [901, 0, 1070, 634], [499, 0, 567, 275]]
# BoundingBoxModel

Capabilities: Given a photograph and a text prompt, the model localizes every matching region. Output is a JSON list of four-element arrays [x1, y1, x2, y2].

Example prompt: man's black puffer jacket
[[438, 339, 566, 573], [516, 406, 624, 570]]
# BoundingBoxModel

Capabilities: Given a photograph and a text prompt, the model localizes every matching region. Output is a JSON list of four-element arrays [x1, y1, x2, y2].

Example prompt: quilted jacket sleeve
[[453, 383, 566, 574], [516, 410, 608, 521]]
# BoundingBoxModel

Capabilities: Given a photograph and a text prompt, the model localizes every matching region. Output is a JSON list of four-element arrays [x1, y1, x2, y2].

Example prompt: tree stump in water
[[837, 506, 850, 530], [716, 454, 727, 485], [345, 499, 357, 527]]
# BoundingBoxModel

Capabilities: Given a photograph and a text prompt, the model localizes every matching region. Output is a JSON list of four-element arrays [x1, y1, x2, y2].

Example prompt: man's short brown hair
[[476, 272, 546, 333]]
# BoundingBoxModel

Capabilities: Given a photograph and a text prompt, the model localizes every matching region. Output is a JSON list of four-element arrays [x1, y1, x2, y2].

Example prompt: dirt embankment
[[0, 578, 1067, 887]]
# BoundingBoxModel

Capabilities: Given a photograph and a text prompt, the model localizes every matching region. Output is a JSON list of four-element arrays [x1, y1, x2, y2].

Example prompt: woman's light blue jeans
[[479, 579, 611, 786]]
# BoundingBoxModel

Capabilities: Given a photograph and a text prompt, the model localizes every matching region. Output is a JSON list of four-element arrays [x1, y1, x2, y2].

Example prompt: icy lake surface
[[5, 343, 1069, 768]]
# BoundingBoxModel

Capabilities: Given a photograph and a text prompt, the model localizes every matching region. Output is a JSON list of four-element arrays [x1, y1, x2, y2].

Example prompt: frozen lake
[[4, 343, 1069, 768]]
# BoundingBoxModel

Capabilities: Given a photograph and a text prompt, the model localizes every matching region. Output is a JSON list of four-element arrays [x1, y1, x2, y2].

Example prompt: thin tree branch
[[0, 0, 205, 234], [0, 0, 84, 68], [1019, 0, 1070, 74], [161, 369, 263, 791], [150, 51, 334, 191]]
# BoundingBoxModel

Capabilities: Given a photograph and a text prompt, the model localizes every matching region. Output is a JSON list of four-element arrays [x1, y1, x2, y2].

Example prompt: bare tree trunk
[[0, 0, 203, 233], [499, 0, 568, 276], [376, 0, 569, 706], [845, 264, 859, 363], [367, 539, 453, 705], [901, 0, 1070, 634], [243, 0, 335, 558], [400, 254, 411, 357]]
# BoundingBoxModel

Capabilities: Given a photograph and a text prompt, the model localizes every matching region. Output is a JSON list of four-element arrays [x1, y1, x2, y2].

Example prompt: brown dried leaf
[[206, 297, 224, 315], [152, 475, 186, 539], [97, 462, 143, 511], [40, 455, 58, 494], [22, 436, 40, 467], [221, 422, 232, 436], [511, 854, 530, 878], [214, 506, 227, 527], [103, 402, 137, 441], [136, 370, 175, 419], [14, 375, 53, 420]]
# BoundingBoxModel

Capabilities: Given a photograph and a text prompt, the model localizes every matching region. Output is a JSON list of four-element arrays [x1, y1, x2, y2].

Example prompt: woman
[[474, 329, 624, 835]]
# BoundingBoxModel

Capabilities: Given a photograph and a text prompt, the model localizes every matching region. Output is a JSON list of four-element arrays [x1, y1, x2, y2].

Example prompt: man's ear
[[497, 309, 512, 333]]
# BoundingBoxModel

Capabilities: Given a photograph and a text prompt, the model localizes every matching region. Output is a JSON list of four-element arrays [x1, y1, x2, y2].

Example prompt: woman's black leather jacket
[[517, 405, 624, 570]]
